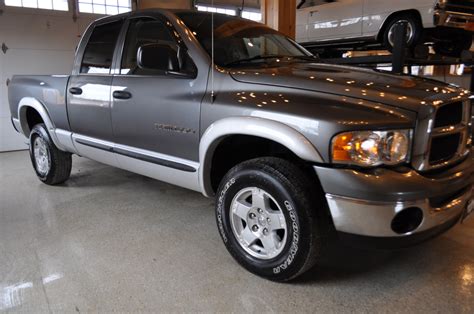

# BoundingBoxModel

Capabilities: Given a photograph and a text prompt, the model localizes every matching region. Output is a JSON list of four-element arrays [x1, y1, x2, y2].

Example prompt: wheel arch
[[17, 97, 64, 150], [199, 117, 323, 197], [377, 9, 423, 42]]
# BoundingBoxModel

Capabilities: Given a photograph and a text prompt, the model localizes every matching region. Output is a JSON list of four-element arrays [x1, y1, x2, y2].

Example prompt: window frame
[[3, 0, 70, 12], [76, 0, 132, 16], [113, 14, 197, 78], [73, 16, 126, 76]]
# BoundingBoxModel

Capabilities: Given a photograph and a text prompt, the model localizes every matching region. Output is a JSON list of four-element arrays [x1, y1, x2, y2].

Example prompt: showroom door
[[110, 17, 205, 162], [304, 0, 364, 41]]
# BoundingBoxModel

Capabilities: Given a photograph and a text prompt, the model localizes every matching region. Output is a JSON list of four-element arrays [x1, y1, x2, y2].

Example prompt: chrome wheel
[[33, 137, 50, 175], [387, 20, 414, 47], [229, 187, 288, 260]]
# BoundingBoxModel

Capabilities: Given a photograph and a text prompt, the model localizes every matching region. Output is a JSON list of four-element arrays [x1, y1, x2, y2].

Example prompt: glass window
[[196, 5, 236, 16], [80, 21, 122, 74], [177, 12, 310, 67], [78, 0, 131, 15], [5, 0, 69, 11], [120, 18, 177, 75]]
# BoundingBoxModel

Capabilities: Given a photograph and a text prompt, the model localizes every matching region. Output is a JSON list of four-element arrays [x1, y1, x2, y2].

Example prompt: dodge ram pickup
[[8, 9, 474, 281]]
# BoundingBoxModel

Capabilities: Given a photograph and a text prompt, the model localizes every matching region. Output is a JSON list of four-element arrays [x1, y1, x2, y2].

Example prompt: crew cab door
[[67, 19, 123, 143], [300, 0, 364, 42], [110, 16, 204, 162]]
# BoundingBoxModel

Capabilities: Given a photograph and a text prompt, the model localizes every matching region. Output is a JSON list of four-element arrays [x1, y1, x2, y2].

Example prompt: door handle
[[69, 87, 82, 95], [113, 90, 132, 100]]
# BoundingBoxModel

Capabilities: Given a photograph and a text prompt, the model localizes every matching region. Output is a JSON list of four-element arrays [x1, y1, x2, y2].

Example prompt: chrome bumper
[[314, 154, 474, 238], [434, 10, 474, 31], [325, 186, 472, 237]]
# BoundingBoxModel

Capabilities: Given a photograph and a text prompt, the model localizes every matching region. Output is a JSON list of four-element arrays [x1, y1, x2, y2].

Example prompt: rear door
[[67, 19, 123, 142], [301, 0, 364, 42], [110, 15, 205, 162]]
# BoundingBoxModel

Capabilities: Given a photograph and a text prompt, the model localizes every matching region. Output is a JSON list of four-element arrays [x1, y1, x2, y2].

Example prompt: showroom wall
[[0, 2, 97, 152]]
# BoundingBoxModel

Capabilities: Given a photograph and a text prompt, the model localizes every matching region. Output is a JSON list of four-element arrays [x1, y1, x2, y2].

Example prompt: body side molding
[[199, 116, 323, 197]]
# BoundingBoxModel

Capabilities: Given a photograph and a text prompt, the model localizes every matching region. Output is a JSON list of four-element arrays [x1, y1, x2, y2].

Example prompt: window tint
[[80, 21, 122, 74], [120, 18, 177, 75]]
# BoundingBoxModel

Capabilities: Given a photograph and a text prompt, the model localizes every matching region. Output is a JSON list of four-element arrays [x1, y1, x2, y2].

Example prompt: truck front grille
[[412, 99, 471, 171], [429, 133, 461, 164]]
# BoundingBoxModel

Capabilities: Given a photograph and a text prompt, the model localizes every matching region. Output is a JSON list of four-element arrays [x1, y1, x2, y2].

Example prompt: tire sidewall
[[29, 124, 54, 182], [216, 166, 313, 280]]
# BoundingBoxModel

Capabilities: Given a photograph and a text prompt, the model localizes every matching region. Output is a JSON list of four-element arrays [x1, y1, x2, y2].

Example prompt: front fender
[[199, 116, 323, 197]]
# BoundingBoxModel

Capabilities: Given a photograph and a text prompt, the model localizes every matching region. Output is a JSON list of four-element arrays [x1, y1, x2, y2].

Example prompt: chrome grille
[[412, 100, 471, 171]]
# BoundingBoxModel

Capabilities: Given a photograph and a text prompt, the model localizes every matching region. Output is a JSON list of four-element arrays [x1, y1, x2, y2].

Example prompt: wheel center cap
[[257, 216, 266, 226]]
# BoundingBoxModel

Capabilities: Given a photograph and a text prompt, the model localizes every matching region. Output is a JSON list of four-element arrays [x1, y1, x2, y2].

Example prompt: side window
[[80, 21, 122, 74], [120, 18, 177, 75], [298, 0, 334, 9]]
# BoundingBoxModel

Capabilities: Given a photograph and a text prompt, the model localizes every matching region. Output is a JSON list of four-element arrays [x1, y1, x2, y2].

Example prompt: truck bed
[[8, 75, 71, 131]]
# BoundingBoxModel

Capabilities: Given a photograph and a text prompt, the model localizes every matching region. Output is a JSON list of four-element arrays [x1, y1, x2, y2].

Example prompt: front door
[[110, 17, 205, 162], [302, 0, 364, 42]]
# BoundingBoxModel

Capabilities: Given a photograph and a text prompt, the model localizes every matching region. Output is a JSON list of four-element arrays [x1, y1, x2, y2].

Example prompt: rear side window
[[120, 18, 176, 75], [81, 21, 122, 74]]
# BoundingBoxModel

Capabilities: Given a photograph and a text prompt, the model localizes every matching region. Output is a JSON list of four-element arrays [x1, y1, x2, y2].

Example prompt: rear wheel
[[433, 32, 472, 57], [215, 157, 331, 281], [29, 123, 72, 185]]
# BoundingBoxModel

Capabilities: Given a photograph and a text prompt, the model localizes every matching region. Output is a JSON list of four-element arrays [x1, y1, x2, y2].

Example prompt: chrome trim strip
[[326, 185, 472, 237], [72, 134, 199, 172], [435, 10, 474, 29], [11, 118, 21, 133], [54, 129, 78, 154]]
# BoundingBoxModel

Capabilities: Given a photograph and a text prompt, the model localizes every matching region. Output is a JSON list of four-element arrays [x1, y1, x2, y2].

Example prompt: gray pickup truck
[[8, 9, 474, 281]]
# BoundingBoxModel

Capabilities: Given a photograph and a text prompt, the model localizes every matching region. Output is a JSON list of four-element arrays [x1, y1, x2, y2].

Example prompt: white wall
[[0, 3, 97, 152]]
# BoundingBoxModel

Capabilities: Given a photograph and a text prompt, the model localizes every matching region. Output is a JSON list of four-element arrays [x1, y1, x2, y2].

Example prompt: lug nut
[[249, 213, 256, 219], [263, 228, 269, 235], [258, 208, 263, 214], [266, 217, 271, 223], [252, 225, 259, 232]]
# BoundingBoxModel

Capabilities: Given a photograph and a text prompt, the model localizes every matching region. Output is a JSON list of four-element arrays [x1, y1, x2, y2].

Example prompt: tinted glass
[[120, 18, 176, 75], [177, 12, 309, 67], [81, 21, 122, 74]]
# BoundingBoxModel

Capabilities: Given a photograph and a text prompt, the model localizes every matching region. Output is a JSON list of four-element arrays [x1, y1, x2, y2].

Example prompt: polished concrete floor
[[1, 150, 473, 313]]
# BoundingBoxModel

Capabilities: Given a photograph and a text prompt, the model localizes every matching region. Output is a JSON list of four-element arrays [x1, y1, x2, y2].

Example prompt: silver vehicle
[[296, 0, 474, 56], [8, 10, 474, 281]]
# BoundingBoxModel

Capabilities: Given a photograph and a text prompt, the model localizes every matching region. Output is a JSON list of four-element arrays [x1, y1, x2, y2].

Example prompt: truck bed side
[[8, 75, 71, 132]]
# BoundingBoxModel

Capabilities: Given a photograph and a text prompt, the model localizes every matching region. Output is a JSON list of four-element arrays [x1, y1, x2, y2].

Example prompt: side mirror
[[137, 43, 179, 72]]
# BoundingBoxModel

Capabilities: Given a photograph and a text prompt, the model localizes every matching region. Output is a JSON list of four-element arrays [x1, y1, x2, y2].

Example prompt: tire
[[29, 123, 72, 185], [215, 157, 331, 282], [433, 32, 472, 57], [382, 14, 422, 51]]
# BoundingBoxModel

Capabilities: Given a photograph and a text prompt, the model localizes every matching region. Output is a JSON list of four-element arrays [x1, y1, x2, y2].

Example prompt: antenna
[[211, 0, 215, 101]]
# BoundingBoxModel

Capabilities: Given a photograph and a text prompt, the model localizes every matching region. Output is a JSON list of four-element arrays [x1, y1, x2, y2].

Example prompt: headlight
[[332, 130, 412, 166]]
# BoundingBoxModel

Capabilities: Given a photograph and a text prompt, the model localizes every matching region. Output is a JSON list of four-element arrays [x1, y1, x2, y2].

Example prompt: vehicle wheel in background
[[433, 32, 473, 57], [29, 123, 72, 185], [215, 157, 332, 282], [382, 14, 423, 51]]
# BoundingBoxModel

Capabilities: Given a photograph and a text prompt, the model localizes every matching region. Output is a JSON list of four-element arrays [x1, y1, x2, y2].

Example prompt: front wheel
[[382, 15, 423, 51], [215, 157, 331, 282], [29, 123, 72, 185]]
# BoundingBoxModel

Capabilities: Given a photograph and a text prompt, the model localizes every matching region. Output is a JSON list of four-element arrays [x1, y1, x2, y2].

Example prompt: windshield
[[176, 12, 312, 67]]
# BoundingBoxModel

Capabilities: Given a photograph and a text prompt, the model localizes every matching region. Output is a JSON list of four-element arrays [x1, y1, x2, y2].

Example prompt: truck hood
[[229, 62, 470, 112]]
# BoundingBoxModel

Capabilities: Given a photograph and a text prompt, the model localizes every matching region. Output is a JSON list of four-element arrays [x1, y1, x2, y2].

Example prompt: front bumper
[[434, 9, 474, 31], [314, 153, 474, 242]]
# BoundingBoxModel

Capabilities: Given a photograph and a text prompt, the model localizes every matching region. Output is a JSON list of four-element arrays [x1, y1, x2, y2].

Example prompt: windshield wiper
[[224, 55, 285, 67]]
